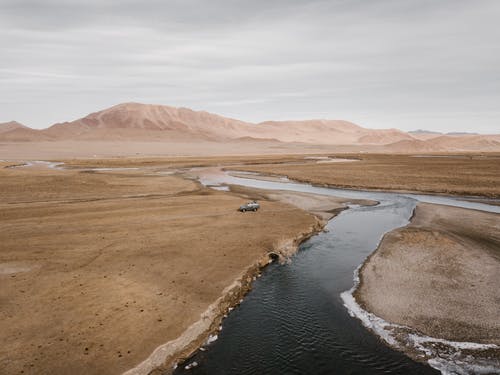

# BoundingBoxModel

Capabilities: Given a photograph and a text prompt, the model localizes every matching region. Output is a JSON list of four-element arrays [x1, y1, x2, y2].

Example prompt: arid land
[[0, 140, 342, 160], [1, 154, 499, 374], [230, 153, 500, 198], [0, 158, 367, 375]]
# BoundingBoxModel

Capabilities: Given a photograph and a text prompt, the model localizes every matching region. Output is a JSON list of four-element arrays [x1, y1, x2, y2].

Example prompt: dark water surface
[[172, 170, 499, 375]]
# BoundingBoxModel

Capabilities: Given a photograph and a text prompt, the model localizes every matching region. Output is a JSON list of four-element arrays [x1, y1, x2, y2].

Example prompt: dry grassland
[[230, 153, 500, 198], [0, 164, 318, 374]]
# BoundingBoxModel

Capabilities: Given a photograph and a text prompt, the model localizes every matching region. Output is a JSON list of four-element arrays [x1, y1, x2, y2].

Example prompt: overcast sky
[[1, 0, 499, 132]]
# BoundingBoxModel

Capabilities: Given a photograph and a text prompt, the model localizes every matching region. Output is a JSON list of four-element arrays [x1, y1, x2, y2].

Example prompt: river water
[[171, 169, 499, 375]]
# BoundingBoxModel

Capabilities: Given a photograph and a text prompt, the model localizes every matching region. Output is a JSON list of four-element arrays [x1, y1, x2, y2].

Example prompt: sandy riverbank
[[0, 161, 359, 375], [354, 202, 500, 370], [228, 185, 376, 222]]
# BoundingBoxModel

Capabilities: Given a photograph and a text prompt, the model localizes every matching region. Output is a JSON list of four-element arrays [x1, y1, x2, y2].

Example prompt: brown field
[[2, 153, 499, 374], [230, 153, 500, 198], [0, 163, 323, 375]]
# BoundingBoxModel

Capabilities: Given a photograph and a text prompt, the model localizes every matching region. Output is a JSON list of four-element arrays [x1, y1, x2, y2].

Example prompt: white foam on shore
[[340, 265, 405, 347], [341, 266, 500, 374], [428, 357, 500, 375], [409, 334, 498, 353], [206, 334, 218, 345]]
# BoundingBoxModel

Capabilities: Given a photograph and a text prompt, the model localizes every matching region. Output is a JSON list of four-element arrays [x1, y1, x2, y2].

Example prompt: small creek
[[172, 168, 499, 375]]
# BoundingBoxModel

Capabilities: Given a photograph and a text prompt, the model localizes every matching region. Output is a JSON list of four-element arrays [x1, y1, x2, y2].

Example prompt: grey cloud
[[0, 0, 499, 132]]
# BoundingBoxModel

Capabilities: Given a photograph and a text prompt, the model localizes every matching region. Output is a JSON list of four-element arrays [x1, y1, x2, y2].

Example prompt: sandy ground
[[231, 153, 500, 198], [0, 164, 327, 375], [355, 203, 500, 346]]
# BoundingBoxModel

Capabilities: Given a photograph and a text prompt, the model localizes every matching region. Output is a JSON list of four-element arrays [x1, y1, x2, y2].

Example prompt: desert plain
[[1, 104, 500, 374], [1, 152, 499, 374]]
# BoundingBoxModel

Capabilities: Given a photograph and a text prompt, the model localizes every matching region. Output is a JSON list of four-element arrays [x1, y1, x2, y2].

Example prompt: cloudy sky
[[1, 0, 499, 132]]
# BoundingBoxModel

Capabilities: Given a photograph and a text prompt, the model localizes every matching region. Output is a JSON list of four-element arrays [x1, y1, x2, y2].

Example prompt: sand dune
[[1, 102, 499, 152]]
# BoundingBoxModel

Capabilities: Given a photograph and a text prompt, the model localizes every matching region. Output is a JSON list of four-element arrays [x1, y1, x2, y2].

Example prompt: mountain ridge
[[1, 102, 499, 152]]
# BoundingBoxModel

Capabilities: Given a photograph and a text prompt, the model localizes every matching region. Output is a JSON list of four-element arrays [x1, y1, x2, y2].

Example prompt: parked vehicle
[[238, 201, 260, 212]]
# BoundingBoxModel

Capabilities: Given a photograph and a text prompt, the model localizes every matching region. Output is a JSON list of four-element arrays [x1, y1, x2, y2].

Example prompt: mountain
[[409, 129, 442, 134], [446, 132, 479, 136], [252, 120, 414, 145], [0, 127, 53, 142], [1, 103, 499, 152], [384, 139, 445, 153], [0, 121, 55, 141], [37, 103, 414, 145], [427, 135, 500, 151], [43, 103, 251, 141], [408, 129, 443, 141], [0, 121, 29, 134]]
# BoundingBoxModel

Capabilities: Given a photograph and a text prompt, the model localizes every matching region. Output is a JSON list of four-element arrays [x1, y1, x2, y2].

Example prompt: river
[[171, 168, 499, 375]]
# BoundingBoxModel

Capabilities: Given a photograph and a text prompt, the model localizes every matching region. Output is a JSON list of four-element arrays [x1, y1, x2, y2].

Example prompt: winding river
[[172, 168, 499, 375]]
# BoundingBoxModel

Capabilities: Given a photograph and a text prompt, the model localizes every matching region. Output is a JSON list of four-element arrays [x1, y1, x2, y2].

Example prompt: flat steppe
[[0, 140, 350, 160], [1, 153, 499, 374], [231, 153, 500, 198], [0, 161, 325, 374]]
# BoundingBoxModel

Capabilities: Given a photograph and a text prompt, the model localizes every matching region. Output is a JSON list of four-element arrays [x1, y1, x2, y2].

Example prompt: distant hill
[[0, 121, 56, 141], [0, 121, 29, 134], [408, 129, 444, 141], [42, 103, 252, 141], [427, 134, 500, 151], [0, 127, 54, 142], [38, 103, 415, 145], [446, 132, 479, 136], [1, 102, 499, 152], [409, 129, 442, 135]]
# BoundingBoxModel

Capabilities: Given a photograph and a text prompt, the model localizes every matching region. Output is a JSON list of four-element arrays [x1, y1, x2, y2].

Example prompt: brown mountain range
[[1, 103, 499, 152], [0, 121, 28, 133]]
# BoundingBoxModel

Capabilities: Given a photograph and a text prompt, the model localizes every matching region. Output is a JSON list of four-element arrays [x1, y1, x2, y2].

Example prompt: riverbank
[[132, 184, 378, 374], [354, 202, 500, 371], [0, 162, 359, 375], [125, 217, 326, 375], [227, 185, 377, 222]]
